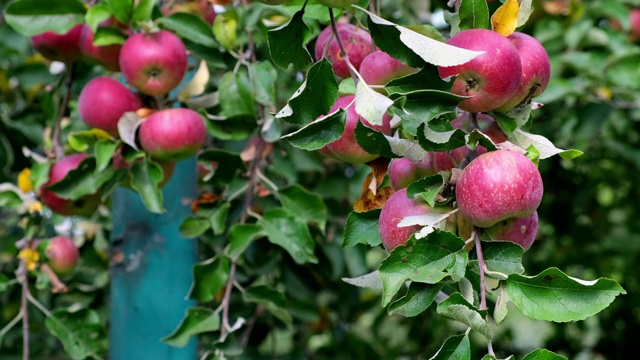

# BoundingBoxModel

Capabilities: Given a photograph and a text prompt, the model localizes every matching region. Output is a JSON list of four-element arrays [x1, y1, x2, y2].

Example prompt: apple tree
[[0, 0, 633, 359]]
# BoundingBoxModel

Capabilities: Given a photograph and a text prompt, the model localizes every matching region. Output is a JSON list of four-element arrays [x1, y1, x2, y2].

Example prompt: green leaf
[[243, 285, 292, 325], [197, 149, 245, 183], [353, 120, 397, 158], [105, 0, 133, 25], [522, 349, 568, 360], [158, 12, 217, 48], [0, 185, 23, 207], [459, 0, 489, 31], [509, 129, 583, 160], [162, 307, 220, 348], [132, 0, 157, 23], [92, 26, 127, 46], [386, 65, 453, 95], [343, 209, 382, 248], [282, 108, 346, 151], [275, 59, 339, 125], [4, 0, 86, 37], [179, 216, 211, 238], [227, 224, 265, 259], [31, 162, 52, 192], [505, 267, 626, 322], [85, 2, 112, 34], [219, 70, 256, 118], [0, 273, 9, 292], [428, 333, 471, 360], [129, 158, 164, 214], [379, 231, 467, 306], [209, 202, 230, 235], [212, 9, 238, 51], [436, 292, 493, 340], [188, 257, 230, 302], [68, 129, 114, 153], [267, 10, 313, 70], [278, 184, 327, 232], [388, 282, 444, 317], [250, 61, 277, 107], [44, 309, 106, 360], [417, 122, 468, 153], [258, 207, 318, 265], [391, 90, 463, 136], [469, 242, 525, 277], [406, 173, 451, 208], [94, 139, 118, 172], [47, 157, 113, 200]]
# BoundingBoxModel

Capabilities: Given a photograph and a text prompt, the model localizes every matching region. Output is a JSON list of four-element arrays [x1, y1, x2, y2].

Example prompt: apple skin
[[314, 23, 376, 79], [495, 32, 551, 112], [30, 24, 84, 64], [119, 30, 188, 96], [432, 113, 507, 172], [458, 210, 538, 251], [45, 236, 80, 277], [79, 24, 123, 72], [318, 95, 391, 164], [388, 155, 438, 190], [359, 50, 419, 92], [379, 188, 456, 251], [78, 76, 143, 136], [438, 29, 522, 113], [455, 149, 543, 228], [316, 0, 358, 8], [40, 153, 101, 217], [138, 108, 206, 162]]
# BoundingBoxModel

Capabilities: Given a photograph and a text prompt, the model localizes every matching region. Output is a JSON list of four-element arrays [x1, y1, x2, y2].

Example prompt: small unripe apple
[[119, 30, 188, 96], [40, 153, 101, 217], [138, 108, 206, 162], [438, 29, 522, 112], [79, 24, 123, 72], [30, 24, 84, 64], [388, 155, 438, 190], [458, 210, 538, 251], [314, 23, 376, 79], [78, 76, 142, 136], [495, 32, 551, 112], [359, 50, 419, 92], [379, 188, 456, 251], [318, 95, 391, 164], [45, 236, 80, 277], [455, 149, 543, 228], [316, 0, 358, 8]]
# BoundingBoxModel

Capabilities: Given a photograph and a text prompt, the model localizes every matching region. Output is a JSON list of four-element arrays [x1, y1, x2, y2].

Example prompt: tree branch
[[52, 62, 76, 159]]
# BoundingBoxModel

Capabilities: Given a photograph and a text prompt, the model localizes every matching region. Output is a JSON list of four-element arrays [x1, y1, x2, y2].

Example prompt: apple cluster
[[31, 22, 207, 217]]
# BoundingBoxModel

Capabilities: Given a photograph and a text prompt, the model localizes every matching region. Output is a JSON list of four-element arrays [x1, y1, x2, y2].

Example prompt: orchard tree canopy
[[0, 0, 638, 359]]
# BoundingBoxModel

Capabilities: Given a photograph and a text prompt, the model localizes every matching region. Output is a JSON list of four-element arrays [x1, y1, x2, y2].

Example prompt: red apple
[[314, 22, 376, 79], [79, 24, 123, 72], [119, 30, 188, 96], [495, 32, 551, 112], [379, 188, 456, 251], [458, 210, 538, 251], [30, 24, 83, 64], [359, 50, 419, 91], [78, 76, 143, 136], [138, 108, 206, 162], [455, 149, 543, 228], [45, 236, 80, 277], [40, 153, 101, 217], [438, 29, 522, 112], [318, 95, 391, 164], [388, 155, 438, 190]]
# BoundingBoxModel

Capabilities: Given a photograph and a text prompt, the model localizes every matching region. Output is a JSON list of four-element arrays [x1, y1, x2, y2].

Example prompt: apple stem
[[40, 263, 68, 294], [52, 62, 76, 159], [474, 228, 496, 357], [328, 8, 360, 83]]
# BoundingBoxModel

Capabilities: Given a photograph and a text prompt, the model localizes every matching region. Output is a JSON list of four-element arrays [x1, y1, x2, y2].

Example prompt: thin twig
[[19, 263, 29, 360], [52, 62, 76, 159], [474, 228, 495, 357], [328, 8, 360, 82], [219, 260, 237, 341]]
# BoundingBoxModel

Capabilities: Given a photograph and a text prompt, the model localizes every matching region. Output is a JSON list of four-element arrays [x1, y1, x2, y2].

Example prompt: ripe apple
[[455, 149, 543, 228], [359, 49, 419, 92], [79, 24, 123, 72], [318, 95, 391, 164], [458, 210, 538, 251], [316, 0, 358, 8], [432, 113, 507, 172], [119, 30, 188, 96], [495, 32, 551, 112], [40, 153, 101, 217], [437, 28, 522, 113], [45, 236, 80, 277], [30, 24, 83, 64], [138, 108, 206, 162], [314, 22, 376, 79], [388, 155, 438, 190], [379, 188, 456, 251], [78, 76, 143, 136]]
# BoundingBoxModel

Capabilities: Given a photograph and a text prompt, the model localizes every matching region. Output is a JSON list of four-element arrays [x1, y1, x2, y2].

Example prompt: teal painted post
[[109, 157, 198, 360]]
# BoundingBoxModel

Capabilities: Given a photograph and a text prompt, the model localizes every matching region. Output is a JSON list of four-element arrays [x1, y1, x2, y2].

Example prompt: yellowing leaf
[[18, 168, 33, 193], [491, 0, 520, 36], [178, 60, 210, 102], [18, 248, 40, 271]]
